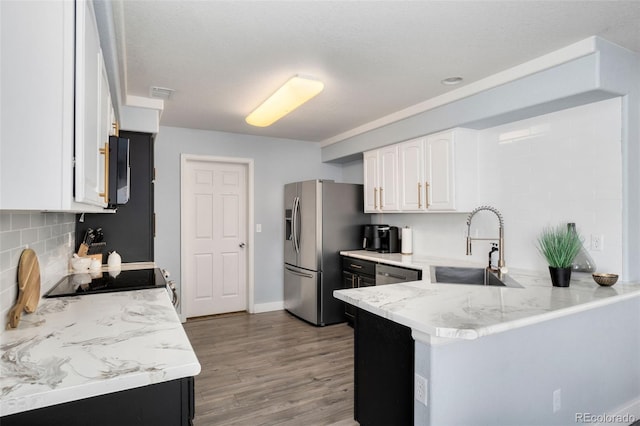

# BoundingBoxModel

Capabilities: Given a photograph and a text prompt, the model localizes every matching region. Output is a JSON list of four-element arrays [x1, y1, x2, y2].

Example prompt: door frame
[[180, 154, 255, 321]]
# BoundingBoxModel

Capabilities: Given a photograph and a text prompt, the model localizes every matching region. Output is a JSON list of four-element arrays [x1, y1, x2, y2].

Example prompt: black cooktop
[[44, 268, 167, 298]]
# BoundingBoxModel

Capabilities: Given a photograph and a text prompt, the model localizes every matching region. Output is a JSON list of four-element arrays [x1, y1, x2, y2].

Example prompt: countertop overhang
[[335, 250, 640, 342], [0, 265, 200, 417]]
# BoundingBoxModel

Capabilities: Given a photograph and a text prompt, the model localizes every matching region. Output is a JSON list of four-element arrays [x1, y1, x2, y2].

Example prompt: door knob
[[239, 243, 246, 248]]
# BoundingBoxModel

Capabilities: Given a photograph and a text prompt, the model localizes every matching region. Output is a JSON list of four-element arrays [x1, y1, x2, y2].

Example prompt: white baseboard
[[252, 301, 284, 313], [591, 397, 640, 426], [179, 302, 284, 320]]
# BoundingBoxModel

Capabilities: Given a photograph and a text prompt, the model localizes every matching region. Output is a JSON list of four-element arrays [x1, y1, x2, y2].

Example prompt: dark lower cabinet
[[355, 308, 414, 426], [342, 256, 376, 325], [1, 377, 194, 426]]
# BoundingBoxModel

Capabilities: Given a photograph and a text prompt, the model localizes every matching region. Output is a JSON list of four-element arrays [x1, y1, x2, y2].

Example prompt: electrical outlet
[[590, 234, 604, 252], [256, 223, 262, 233], [553, 388, 561, 413], [415, 374, 428, 406]]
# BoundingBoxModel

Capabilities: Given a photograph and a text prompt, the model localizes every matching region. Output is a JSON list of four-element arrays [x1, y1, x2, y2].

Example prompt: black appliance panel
[[44, 268, 166, 298]]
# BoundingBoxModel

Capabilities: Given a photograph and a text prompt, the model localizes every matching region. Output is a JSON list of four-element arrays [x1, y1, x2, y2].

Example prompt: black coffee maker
[[363, 225, 399, 253], [363, 224, 385, 251]]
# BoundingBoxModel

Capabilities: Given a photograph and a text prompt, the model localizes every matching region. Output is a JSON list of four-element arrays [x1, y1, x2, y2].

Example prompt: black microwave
[[108, 135, 130, 208]]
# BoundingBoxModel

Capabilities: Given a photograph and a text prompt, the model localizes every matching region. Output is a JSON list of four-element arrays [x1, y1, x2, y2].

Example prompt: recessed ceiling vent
[[150, 86, 175, 99]]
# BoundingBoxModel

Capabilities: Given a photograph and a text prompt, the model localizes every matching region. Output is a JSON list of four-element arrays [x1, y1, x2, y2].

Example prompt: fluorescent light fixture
[[245, 75, 324, 127]]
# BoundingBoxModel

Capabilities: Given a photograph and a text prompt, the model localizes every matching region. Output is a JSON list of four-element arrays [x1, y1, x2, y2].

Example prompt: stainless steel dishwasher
[[375, 263, 421, 285]]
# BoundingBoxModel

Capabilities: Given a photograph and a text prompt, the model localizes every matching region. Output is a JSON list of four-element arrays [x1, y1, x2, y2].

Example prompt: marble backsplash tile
[[0, 212, 75, 333]]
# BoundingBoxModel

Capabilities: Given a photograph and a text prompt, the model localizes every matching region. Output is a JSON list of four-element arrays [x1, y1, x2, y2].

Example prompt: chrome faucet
[[466, 205, 505, 272]]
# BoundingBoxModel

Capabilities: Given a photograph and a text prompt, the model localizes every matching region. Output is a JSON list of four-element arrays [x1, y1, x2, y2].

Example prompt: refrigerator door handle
[[292, 196, 300, 254], [291, 196, 297, 253], [285, 266, 314, 279]]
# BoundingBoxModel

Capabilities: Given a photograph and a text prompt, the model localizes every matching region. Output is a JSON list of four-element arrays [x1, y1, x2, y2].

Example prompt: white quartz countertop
[[335, 250, 640, 342], [0, 267, 200, 417]]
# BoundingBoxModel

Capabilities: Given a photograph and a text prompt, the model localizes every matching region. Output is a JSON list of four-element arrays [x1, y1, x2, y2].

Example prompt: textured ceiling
[[117, 1, 640, 143]]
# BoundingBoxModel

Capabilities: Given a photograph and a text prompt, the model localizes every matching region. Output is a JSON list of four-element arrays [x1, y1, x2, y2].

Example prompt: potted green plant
[[536, 224, 583, 287]]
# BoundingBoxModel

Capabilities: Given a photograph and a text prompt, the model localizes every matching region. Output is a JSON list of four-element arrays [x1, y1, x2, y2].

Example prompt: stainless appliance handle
[[377, 271, 409, 281], [291, 196, 299, 254], [293, 196, 301, 254], [285, 266, 313, 279]]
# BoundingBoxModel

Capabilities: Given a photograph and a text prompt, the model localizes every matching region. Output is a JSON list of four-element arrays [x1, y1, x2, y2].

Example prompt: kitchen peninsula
[[335, 250, 640, 425], [0, 271, 200, 425]]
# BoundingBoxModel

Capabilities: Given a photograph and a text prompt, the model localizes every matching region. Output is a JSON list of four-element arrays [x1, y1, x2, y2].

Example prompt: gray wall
[[340, 158, 364, 185], [154, 126, 344, 309], [415, 297, 640, 425]]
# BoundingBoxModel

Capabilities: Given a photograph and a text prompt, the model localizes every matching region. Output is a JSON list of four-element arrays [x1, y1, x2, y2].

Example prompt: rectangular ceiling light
[[245, 75, 324, 127]]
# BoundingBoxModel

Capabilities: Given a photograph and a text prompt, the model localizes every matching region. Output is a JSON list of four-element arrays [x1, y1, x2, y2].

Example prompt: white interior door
[[183, 159, 247, 318]]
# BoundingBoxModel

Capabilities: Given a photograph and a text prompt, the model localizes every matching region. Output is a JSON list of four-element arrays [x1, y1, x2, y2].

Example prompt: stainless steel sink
[[430, 266, 523, 288]]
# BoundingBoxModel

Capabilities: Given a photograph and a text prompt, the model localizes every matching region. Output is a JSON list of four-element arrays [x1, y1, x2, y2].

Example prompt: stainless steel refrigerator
[[284, 180, 367, 326]]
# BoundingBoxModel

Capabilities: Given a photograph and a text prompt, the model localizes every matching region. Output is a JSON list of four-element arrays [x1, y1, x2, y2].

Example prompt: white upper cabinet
[[363, 146, 400, 213], [75, 0, 111, 208], [424, 132, 455, 211], [0, 0, 115, 211], [363, 151, 380, 212], [378, 146, 399, 212], [426, 128, 479, 212], [398, 137, 425, 211], [364, 128, 478, 214]]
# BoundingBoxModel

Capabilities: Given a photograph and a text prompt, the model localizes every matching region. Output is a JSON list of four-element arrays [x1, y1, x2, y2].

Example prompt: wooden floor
[[183, 310, 358, 425]]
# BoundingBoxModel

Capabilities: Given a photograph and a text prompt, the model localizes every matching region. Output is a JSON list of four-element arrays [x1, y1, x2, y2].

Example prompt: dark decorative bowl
[[592, 273, 619, 286]]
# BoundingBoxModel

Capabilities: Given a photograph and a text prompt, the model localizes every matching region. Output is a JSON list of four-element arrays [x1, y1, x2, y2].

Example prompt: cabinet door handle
[[350, 264, 363, 269], [373, 187, 378, 210], [425, 181, 430, 208], [418, 182, 422, 209], [98, 142, 109, 204], [112, 121, 119, 136], [379, 187, 384, 209], [351, 275, 356, 288]]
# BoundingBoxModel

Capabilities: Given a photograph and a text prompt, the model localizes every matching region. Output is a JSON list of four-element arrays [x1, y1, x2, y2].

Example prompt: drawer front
[[342, 257, 376, 276], [375, 263, 421, 285]]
